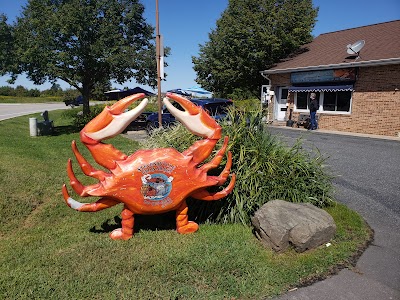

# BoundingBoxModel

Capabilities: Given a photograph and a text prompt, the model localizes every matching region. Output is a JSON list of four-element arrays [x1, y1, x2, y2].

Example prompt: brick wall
[[269, 65, 400, 137]]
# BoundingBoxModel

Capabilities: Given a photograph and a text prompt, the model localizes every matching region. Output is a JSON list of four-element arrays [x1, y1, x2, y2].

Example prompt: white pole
[[29, 118, 38, 136]]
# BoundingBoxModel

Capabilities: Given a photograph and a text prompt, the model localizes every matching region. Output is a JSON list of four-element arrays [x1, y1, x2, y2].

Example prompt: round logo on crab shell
[[140, 173, 173, 200]]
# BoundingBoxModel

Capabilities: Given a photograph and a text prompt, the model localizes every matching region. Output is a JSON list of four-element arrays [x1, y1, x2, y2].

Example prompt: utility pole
[[156, 0, 162, 128]]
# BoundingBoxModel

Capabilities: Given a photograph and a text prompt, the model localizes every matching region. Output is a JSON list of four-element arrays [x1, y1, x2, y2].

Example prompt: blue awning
[[288, 85, 353, 92]]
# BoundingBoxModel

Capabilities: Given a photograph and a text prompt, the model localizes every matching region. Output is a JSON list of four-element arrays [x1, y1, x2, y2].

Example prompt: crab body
[[62, 92, 235, 240]]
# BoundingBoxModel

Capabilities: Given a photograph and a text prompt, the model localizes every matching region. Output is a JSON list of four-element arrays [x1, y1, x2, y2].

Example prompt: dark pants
[[310, 111, 317, 129]]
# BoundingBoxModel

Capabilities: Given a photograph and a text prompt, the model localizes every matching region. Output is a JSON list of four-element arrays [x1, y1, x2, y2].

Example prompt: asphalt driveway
[[267, 126, 400, 300]]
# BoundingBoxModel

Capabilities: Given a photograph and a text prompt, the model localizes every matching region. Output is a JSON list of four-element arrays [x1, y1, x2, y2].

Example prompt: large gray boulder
[[251, 200, 336, 253]]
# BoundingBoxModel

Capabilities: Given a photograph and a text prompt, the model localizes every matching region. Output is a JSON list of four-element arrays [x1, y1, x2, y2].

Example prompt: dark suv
[[64, 95, 83, 107], [145, 98, 233, 133]]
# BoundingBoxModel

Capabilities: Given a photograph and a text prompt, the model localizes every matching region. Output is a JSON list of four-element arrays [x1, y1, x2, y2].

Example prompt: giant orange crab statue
[[62, 92, 236, 240]]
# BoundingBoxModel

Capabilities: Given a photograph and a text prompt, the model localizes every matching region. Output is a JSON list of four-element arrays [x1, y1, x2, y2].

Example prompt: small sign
[[291, 68, 356, 84]]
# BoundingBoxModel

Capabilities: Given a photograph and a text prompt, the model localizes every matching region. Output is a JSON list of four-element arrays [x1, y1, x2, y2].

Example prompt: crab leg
[[213, 151, 233, 185], [71, 140, 110, 181], [199, 136, 229, 172], [176, 201, 199, 234], [63, 184, 134, 240], [109, 206, 134, 240], [190, 174, 236, 201], [62, 184, 119, 211], [67, 159, 106, 197]]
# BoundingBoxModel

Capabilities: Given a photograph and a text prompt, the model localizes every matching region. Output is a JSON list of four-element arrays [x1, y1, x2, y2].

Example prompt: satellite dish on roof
[[347, 40, 365, 55]]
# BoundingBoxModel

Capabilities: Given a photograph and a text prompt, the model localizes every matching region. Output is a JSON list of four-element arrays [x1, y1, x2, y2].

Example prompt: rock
[[251, 200, 336, 253]]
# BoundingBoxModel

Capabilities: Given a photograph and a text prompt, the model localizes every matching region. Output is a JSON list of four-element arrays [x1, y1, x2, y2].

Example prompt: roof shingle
[[265, 20, 400, 72]]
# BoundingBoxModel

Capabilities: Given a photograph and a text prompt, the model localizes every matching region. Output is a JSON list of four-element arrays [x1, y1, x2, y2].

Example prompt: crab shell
[[62, 92, 236, 240]]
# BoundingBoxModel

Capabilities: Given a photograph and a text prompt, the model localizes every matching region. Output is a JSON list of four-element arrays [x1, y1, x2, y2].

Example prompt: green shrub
[[142, 96, 159, 112], [232, 98, 261, 111], [62, 89, 80, 104], [143, 107, 334, 225], [61, 104, 107, 130]]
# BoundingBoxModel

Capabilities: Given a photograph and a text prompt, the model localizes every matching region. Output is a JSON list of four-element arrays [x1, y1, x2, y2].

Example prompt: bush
[[26, 88, 41, 97], [143, 96, 160, 112], [231, 98, 260, 111], [62, 89, 80, 104], [226, 88, 255, 100], [143, 107, 334, 225], [0, 86, 16, 96], [62, 104, 107, 130]]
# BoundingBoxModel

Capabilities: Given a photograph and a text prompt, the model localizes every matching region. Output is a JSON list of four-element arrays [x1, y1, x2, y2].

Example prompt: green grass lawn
[[0, 110, 372, 299]]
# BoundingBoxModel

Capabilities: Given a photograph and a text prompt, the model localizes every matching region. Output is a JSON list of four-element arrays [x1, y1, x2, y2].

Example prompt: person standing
[[309, 93, 318, 130]]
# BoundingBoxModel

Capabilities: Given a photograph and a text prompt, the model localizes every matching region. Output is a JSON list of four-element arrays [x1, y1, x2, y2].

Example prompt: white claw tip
[[67, 197, 84, 210]]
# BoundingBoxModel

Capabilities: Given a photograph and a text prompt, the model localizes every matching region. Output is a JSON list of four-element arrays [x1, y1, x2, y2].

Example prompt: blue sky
[[0, 0, 399, 93]]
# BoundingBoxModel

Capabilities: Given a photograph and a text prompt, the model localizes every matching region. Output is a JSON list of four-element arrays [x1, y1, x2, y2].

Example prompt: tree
[[92, 79, 112, 100], [27, 88, 41, 97], [0, 14, 16, 77], [0, 86, 16, 96], [14, 85, 29, 97], [192, 0, 318, 98], [10, 0, 165, 114], [50, 83, 63, 95]]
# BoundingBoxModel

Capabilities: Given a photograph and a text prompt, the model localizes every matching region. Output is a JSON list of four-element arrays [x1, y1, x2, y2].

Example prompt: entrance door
[[276, 88, 288, 121]]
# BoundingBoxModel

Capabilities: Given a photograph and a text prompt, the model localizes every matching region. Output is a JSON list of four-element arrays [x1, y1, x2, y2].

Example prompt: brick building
[[260, 20, 400, 137]]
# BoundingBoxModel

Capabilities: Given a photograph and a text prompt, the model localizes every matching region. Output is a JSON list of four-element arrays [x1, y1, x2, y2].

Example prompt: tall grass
[[0, 95, 62, 103], [143, 107, 334, 225]]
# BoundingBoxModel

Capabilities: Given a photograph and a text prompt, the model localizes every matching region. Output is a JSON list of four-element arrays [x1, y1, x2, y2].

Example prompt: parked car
[[127, 98, 233, 133], [64, 95, 83, 107], [145, 98, 233, 133]]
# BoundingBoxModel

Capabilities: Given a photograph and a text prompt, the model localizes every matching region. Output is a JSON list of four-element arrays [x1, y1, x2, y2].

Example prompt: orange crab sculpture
[[62, 92, 236, 240]]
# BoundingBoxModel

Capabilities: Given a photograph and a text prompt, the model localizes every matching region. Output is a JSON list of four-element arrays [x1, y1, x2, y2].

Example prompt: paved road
[[0, 102, 69, 121], [266, 126, 400, 300]]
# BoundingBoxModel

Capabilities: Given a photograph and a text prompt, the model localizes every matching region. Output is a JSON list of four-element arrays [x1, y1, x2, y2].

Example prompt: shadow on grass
[[89, 211, 177, 235], [88, 198, 227, 235], [53, 125, 80, 136]]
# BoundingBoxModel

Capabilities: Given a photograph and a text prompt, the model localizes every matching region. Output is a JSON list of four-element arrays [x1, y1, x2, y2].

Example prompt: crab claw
[[62, 184, 84, 210], [164, 92, 221, 139], [84, 93, 148, 141]]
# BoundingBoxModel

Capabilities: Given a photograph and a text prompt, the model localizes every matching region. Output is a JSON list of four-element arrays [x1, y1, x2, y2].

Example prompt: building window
[[296, 92, 308, 109], [280, 88, 288, 101], [323, 93, 336, 111], [337, 92, 351, 111], [296, 92, 320, 110], [295, 91, 351, 113], [322, 91, 351, 112]]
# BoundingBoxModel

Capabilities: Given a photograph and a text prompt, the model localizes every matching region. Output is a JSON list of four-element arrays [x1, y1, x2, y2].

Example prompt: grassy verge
[[0, 111, 372, 299], [0, 95, 63, 103]]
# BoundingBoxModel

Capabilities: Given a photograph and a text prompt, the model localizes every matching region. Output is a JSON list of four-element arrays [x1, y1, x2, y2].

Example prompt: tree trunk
[[82, 84, 91, 115]]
